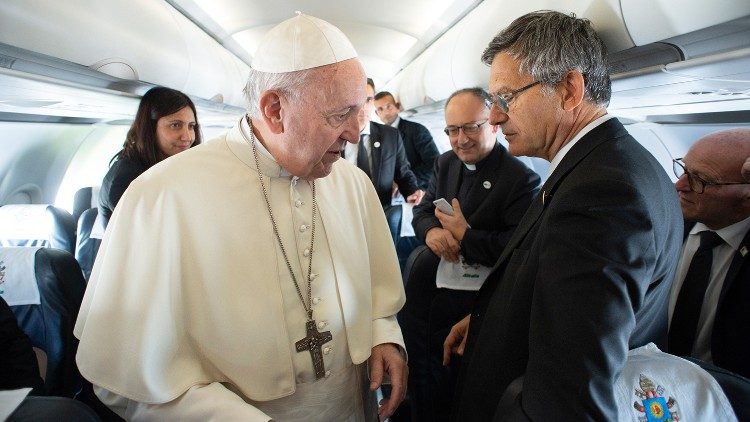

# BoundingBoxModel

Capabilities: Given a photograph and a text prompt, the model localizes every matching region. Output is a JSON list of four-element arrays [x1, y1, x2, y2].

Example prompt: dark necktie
[[668, 230, 724, 356], [357, 134, 371, 177]]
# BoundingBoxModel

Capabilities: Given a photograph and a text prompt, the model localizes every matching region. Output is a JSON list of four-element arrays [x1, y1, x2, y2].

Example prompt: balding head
[[676, 128, 750, 229]]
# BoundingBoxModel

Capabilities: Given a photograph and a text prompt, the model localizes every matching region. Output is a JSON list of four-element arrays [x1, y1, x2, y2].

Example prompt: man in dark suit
[[668, 128, 750, 379], [402, 87, 540, 422], [344, 79, 423, 242], [443, 11, 683, 420], [374, 91, 439, 189]]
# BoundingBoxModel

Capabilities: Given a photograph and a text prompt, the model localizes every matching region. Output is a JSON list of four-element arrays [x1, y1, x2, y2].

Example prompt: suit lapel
[[717, 228, 750, 307], [462, 143, 503, 221], [445, 155, 462, 205], [369, 123, 382, 186]]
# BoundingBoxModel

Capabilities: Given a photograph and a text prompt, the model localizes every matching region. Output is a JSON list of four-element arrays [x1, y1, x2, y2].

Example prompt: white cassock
[[74, 117, 406, 421]]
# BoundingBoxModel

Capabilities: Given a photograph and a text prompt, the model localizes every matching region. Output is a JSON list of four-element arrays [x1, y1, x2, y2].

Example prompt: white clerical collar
[[547, 114, 614, 178], [239, 115, 292, 177], [690, 216, 750, 252], [463, 163, 477, 171], [360, 122, 371, 136], [390, 116, 401, 128]]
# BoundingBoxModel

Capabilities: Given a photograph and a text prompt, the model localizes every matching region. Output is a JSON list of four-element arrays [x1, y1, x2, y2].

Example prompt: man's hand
[[443, 314, 470, 366], [406, 189, 424, 205], [369, 343, 408, 420], [425, 227, 461, 262], [435, 199, 469, 241], [743, 157, 750, 182]]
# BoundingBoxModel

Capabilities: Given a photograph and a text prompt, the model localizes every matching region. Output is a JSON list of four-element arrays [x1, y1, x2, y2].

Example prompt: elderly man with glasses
[[442, 11, 683, 421], [402, 87, 540, 422], [668, 128, 750, 379]]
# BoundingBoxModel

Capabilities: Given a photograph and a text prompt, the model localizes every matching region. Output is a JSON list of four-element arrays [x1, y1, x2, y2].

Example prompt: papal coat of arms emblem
[[633, 373, 679, 421]]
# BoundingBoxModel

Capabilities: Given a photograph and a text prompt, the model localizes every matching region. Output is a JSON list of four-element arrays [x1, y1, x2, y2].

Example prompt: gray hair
[[481, 10, 611, 106], [445, 87, 492, 109], [242, 67, 318, 117]]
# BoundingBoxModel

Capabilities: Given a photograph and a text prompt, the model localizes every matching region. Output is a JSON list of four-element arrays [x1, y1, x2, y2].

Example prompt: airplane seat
[[0, 205, 77, 255], [72, 187, 100, 224], [685, 357, 750, 420], [75, 208, 101, 280], [0, 246, 87, 397], [8, 396, 101, 422]]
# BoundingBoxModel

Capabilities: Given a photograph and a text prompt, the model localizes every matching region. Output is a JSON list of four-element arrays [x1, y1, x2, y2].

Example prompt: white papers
[[0, 388, 31, 421], [400, 203, 415, 237]]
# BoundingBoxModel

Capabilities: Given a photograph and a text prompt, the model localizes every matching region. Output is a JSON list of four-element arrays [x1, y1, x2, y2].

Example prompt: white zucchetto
[[251, 12, 358, 73]]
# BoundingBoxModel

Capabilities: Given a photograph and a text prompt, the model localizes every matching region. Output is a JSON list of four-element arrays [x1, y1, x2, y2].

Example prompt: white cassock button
[[317, 321, 327, 329], [303, 249, 310, 257], [295, 200, 303, 207], [323, 346, 331, 354], [300, 225, 308, 232], [312, 297, 321, 305], [325, 370, 331, 378], [483, 181, 491, 189]]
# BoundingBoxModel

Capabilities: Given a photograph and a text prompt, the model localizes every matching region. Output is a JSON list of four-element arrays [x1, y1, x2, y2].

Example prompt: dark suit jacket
[[397, 118, 440, 189], [682, 222, 750, 378], [0, 296, 44, 394], [451, 118, 684, 421], [360, 122, 420, 207], [412, 143, 541, 267]]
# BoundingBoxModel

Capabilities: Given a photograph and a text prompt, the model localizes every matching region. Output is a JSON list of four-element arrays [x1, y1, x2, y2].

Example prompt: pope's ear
[[259, 90, 284, 134]]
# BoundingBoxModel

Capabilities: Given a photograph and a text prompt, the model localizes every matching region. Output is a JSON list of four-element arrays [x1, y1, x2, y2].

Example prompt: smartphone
[[433, 198, 454, 216]]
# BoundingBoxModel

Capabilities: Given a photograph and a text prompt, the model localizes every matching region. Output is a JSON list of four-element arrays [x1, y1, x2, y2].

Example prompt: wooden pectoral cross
[[295, 320, 333, 379]]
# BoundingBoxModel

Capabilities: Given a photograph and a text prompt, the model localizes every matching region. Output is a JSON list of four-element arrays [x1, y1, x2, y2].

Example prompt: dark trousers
[[400, 247, 477, 422]]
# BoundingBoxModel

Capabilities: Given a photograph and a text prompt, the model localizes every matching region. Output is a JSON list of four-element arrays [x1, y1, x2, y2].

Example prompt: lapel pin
[[741, 246, 748, 257], [542, 190, 548, 205], [483, 181, 491, 189], [373, 141, 381, 148]]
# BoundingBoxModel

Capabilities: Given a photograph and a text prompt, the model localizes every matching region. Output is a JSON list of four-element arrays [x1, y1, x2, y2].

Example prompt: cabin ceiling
[[166, 0, 483, 88]]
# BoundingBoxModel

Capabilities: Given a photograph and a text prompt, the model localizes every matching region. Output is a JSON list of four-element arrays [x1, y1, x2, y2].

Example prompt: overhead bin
[[389, 0, 750, 111], [0, 0, 250, 108]]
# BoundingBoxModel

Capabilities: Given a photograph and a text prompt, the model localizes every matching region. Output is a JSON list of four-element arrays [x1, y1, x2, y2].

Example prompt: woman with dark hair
[[99, 86, 201, 226]]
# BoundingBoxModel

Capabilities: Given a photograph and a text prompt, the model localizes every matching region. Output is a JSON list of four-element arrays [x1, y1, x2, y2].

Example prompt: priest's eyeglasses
[[444, 119, 489, 137], [672, 158, 750, 194], [489, 81, 541, 113]]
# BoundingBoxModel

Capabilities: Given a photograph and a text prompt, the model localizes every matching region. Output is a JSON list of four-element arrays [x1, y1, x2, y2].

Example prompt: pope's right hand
[[443, 314, 470, 366], [425, 227, 460, 262]]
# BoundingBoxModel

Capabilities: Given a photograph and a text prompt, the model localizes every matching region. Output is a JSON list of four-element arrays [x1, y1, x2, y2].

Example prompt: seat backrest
[[686, 357, 750, 420], [72, 187, 100, 225], [0, 204, 76, 254], [75, 208, 101, 280], [1, 246, 87, 397]]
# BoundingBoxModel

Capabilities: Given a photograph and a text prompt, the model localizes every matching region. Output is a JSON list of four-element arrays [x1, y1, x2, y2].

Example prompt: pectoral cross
[[295, 320, 333, 379]]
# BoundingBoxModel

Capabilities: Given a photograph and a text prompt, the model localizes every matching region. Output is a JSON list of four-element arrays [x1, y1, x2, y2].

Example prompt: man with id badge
[[400, 87, 540, 421]]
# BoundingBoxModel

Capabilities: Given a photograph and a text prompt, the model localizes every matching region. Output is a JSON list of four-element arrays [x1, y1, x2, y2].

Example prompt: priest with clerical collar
[[74, 13, 407, 421]]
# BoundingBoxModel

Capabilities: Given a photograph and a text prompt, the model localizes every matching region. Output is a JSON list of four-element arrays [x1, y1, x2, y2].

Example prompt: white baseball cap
[[251, 12, 358, 73]]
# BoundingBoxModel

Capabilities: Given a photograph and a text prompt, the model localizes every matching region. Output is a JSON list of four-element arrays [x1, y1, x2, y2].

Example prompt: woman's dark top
[[0, 296, 45, 393], [98, 156, 148, 227]]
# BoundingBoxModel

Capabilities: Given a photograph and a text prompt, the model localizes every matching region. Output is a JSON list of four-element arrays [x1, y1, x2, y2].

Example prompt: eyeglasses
[[672, 158, 749, 194], [489, 81, 541, 113], [444, 119, 489, 137]]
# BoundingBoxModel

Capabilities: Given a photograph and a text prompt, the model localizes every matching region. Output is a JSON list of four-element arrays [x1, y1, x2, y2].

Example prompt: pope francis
[[74, 13, 407, 421]]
